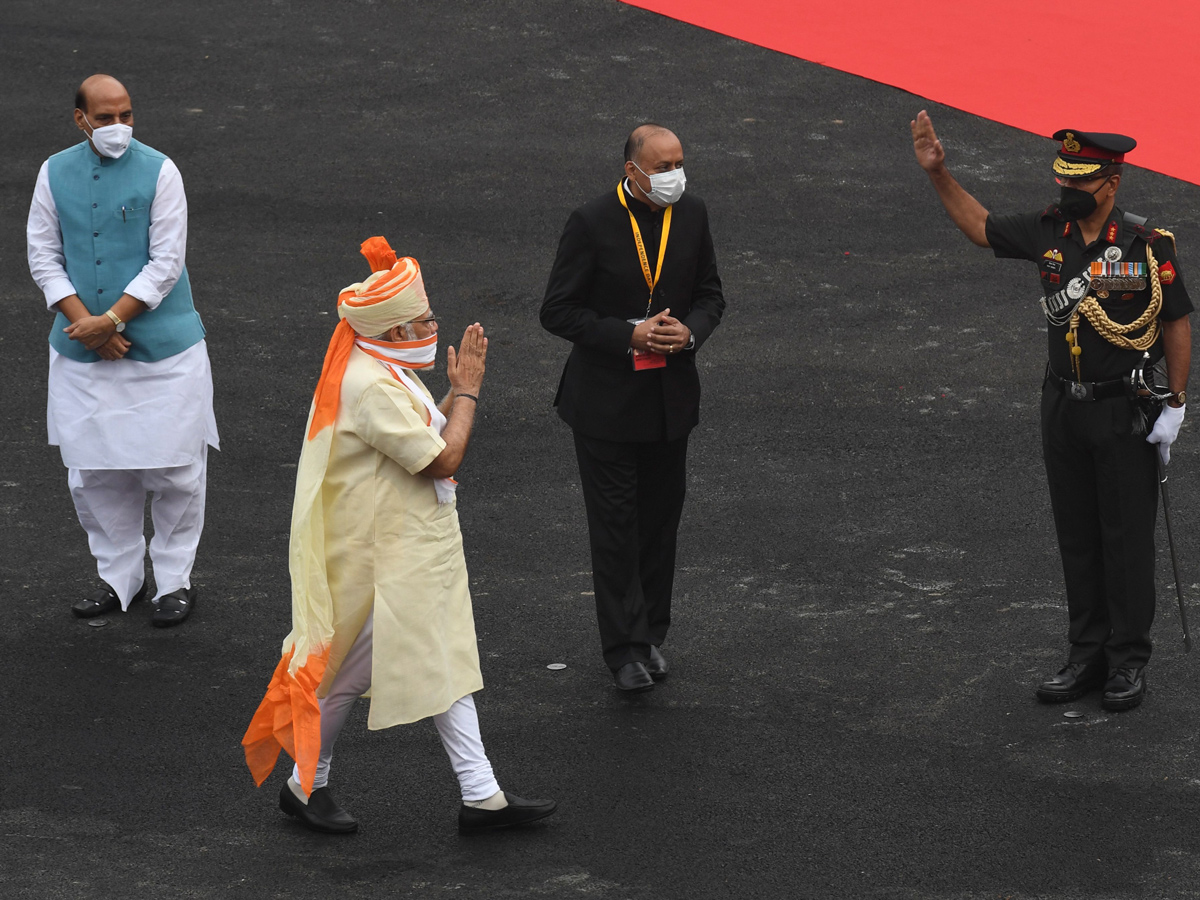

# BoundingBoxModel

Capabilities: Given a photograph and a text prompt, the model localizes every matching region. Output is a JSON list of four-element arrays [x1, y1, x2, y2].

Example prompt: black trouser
[[572, 431, 689, 670], [1041, 382, 1159, 669]]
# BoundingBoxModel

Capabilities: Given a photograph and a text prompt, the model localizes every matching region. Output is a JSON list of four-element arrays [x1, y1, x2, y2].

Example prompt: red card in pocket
[[632, 349, 667, 371]]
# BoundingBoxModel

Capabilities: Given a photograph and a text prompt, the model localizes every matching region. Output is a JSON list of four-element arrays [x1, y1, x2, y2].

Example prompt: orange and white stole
[[243, 249, 431, 795]]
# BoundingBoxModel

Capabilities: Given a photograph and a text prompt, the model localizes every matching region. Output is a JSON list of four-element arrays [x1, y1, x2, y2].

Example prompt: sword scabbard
[[1157, 455, 1192, 652]]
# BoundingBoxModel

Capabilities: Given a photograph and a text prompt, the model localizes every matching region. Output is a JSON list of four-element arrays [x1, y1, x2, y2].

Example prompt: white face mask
[[83, 114, 133, 159], [634, 162, 686, 206], [364, 330, 438, 368]]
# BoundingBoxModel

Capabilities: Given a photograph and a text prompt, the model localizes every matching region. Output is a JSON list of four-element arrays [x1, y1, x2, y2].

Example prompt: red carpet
[[621, 0, 1200, 185]]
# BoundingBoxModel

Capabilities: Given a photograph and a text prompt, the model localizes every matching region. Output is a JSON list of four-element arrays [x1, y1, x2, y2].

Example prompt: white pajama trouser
[[291, 612, 501, 802], [67, 446, 208, 608]]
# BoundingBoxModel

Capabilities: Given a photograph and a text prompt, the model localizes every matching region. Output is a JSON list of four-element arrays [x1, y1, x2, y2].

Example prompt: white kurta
[[47, 343, 218, 470], [27, 149, 219, 469]]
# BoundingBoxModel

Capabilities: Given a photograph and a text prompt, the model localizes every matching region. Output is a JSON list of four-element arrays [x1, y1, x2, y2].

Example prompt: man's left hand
[[64, 315, 115, 351], [1148, 402, 1186, 465], [647, 314, 691, 356], [95, 333, 131, 361]]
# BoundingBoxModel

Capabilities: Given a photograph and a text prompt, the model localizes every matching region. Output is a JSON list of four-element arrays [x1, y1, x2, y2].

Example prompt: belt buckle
[[1069, 381, 1092, 401]]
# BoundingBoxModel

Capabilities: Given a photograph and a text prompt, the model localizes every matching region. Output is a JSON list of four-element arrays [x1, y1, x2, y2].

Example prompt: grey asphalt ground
[[5, 2, 1200, 898]]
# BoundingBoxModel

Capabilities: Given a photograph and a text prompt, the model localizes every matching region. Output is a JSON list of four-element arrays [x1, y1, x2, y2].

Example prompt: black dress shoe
[[1102, 667, 1146, 711], [72, 581, 148, 618], [613, 661, 654, 692], [1035, 661, 1107, 703], [279, 782, 359, 834], [151, 587, 196, 628], [646, 646, 669, 681], [458, 792, 557, 834]]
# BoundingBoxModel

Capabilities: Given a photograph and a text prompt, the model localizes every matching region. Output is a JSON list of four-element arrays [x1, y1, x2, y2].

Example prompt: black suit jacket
[[540, 183, 725, 442]]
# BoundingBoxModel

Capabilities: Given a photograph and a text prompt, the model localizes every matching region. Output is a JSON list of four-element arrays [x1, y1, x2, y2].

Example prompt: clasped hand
[[64, 315, 130, 360], [631, 308, 691, 355]]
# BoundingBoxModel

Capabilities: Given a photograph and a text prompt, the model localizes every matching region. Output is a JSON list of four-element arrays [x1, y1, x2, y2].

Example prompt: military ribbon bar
[[1089, 262, 1146, 277]]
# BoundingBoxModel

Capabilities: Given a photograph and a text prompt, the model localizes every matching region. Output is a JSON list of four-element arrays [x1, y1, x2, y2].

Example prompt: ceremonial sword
[[1157, 454, 1192, 652]]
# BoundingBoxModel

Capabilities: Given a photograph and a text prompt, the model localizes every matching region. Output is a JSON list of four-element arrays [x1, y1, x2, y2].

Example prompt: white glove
[[1147, 402, 1186, 465]]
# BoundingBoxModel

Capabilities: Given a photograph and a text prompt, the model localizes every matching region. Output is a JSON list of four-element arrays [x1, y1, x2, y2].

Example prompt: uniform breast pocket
[[113, 205, 149, 223]]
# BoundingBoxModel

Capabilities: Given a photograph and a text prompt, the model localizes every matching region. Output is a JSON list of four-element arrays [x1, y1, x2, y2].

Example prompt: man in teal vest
[[27, 74, 219, 627]]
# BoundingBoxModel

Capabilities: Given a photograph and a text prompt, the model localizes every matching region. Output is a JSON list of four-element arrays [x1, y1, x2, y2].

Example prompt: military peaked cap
[[1052, 129, 1137, 178]]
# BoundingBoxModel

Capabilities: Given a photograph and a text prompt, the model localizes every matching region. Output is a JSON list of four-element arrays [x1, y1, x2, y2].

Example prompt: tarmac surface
[[4, 2, 1200, 898]]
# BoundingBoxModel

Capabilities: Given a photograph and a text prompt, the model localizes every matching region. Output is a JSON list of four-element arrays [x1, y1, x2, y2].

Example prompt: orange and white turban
[[242, 236, 430, 794], [338, 257, 429, 337]]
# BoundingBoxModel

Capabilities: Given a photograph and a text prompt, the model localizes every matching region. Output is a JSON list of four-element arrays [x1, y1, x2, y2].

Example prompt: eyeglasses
[[409, 315, 438, 326], [1055, 172, 1115, 188]]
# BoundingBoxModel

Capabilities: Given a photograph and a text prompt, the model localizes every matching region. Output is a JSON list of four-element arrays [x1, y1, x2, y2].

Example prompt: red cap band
[[1062, 144, 1124, 163]]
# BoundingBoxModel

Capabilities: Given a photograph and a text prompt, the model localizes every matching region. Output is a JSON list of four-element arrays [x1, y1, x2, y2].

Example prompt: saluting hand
[[911, 110, 946, 173], [447, 323, 487, 397]]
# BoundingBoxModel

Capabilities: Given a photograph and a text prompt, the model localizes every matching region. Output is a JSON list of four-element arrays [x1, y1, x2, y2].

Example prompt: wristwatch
[[1171, 390, 1188, 406], [104, 309, 125, 333]]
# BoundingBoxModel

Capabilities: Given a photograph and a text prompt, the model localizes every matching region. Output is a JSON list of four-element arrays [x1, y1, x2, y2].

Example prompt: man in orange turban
[[242, 238, 556, 834]]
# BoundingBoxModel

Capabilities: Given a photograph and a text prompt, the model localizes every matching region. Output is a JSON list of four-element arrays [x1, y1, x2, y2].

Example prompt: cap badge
[[1104, 246, 1122, 262], [1063, 133, 1082, 153]]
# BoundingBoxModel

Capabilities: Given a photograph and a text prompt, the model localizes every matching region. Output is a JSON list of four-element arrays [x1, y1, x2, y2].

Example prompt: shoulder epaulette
[[1127, 221, 1164, 243]]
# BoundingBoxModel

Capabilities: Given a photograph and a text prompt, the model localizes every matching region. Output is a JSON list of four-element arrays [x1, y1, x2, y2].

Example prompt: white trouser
[[292, 612, 500, 802], [67, 446, 208, 608]]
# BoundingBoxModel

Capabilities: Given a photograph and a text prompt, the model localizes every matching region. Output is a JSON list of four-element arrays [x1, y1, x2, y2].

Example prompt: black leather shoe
[[279, 781, 358, 834], [1035, 661, 1107, 703], [646, 646, 669, 681], [1102, 667, 1146, 711], [72, 581, 147, 618], [613, 661, 654, 692], [458, 792, 557, 834], [151, 587, 196, 628]]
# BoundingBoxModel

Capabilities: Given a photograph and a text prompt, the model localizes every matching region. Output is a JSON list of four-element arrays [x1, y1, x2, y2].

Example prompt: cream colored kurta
[[316, 346, 483, 729]]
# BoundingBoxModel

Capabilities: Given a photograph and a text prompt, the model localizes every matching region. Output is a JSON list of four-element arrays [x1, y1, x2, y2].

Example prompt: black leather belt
[[1045, 367, 1128, 402]]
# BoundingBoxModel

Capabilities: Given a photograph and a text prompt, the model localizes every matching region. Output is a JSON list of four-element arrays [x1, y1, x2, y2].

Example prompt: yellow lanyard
[[617, 181, 672, 316]]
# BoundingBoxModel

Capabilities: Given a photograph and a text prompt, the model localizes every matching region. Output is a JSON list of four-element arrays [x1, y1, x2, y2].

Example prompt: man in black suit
[[541, 123, 725, 692]]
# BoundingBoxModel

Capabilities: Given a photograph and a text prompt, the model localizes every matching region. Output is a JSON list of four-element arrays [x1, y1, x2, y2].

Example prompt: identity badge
[[633, 349, 667, 370]]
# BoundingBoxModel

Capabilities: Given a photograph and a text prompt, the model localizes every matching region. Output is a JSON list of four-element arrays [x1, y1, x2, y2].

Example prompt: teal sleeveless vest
[[46, 139, 205, 363]]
